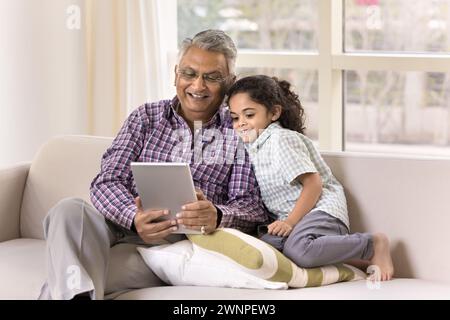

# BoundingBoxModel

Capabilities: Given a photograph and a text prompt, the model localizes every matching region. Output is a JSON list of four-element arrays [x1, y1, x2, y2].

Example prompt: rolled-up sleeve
[[275, 133, 317, 184]]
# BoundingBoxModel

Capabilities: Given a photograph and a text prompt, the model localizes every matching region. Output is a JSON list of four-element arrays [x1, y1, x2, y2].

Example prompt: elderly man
[[38, 29, 269, 300]]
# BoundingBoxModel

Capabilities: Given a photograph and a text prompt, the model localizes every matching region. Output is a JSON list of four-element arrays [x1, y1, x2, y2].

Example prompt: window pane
[[345, 0, 450, 53], [344, 70, 450, 157], [236, 68, 318, 140], [177, 0, 318, 51]]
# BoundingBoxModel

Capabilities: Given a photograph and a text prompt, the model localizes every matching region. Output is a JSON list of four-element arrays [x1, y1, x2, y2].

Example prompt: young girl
[[227, 75, 394, 281]]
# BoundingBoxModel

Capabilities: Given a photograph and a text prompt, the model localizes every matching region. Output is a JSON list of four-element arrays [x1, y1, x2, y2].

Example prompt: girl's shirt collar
[[246, 121, 282, 151]]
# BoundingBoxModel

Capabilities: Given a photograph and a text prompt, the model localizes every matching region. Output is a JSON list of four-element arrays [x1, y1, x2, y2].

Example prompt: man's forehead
[[179, 47, 228, 73]]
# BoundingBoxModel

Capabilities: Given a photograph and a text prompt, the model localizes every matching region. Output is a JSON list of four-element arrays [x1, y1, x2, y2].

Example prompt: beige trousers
[[38, 197, 172, 300]]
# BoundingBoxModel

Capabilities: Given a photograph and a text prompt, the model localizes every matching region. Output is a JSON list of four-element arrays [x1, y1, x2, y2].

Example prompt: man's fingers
[[176, 208, 214, 225], [177, 208, 212, 219], [139, 219, 176, 234], [178, 217, 211, 227], [143, 226, 177, 242], [135, 210, 170, 231], [195, 189, 206, 201], [182, 200, 210, 211], [140, 209, 169, 223]]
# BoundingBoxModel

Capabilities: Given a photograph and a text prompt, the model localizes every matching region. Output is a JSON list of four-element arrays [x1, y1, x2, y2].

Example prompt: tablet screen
[[131, 162, 200, 234]]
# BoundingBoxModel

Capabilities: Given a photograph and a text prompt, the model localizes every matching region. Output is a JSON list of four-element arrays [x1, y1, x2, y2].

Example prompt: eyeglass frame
[[176, 67, 232, 85]]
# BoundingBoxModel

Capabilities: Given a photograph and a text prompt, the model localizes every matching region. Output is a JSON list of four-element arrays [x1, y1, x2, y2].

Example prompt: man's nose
[[191, 74, 206, 89]]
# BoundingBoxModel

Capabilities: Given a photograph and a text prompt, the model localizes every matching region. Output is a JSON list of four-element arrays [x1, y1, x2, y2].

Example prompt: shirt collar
[[247, 121, 282, 150]]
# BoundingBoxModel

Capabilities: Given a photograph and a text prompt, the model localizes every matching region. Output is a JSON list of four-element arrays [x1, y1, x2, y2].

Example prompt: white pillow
[[137, 239, 288, 290], [137, 228, 366, 289]]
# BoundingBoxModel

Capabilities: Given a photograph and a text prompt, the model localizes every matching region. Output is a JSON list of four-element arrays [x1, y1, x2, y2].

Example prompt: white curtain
[[85, 0, 177, 136], [0, 0, 177, 166]]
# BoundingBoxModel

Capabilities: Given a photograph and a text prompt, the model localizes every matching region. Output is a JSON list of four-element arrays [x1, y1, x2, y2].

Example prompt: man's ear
[[223, 74, 236, 92], [271, 105, 282, 121], [173, 65, 178, 86]]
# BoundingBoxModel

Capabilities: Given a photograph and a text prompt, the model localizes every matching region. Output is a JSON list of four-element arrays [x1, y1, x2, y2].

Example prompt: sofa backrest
[[20, 135, 113, 239], [20, 135, 450, 282], [322, 152, 450, 283]]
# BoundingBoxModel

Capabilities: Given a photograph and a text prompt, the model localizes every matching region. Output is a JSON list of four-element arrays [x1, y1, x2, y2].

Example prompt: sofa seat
[[2, 238, 449, 300], [2, 136, 450, 299], [115, 279, 450, 300], [0, 238, 46, 299]]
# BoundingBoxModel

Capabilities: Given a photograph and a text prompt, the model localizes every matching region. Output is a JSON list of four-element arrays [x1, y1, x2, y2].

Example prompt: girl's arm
[[284, 172, 323, 227]]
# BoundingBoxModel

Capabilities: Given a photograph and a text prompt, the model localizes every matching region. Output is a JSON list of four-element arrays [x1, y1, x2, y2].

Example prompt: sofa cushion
[[115, 278, 450, 300], [322, 152, 450, 282], [137, 228, 365, 290], [0, 238, 46, 299], [20, 135, 113, 239], [138, 240, 288, 290]]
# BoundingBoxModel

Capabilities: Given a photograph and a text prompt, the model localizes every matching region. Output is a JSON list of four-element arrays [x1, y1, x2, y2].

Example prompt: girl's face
[[229, 92, 280, 143]]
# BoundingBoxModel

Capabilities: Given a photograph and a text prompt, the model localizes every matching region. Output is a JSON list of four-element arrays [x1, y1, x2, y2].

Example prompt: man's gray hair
[[178, 29, 237, 75]]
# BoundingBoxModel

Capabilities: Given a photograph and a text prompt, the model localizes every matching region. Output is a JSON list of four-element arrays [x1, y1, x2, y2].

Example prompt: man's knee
[[45, 197, 94, 228], [44, 197, 106, 240]]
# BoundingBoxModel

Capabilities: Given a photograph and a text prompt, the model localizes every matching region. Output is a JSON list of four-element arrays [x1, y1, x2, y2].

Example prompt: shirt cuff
[[130, 219, 137, 233], [122, 204, 137, 231], [215, 205, 223, 228]]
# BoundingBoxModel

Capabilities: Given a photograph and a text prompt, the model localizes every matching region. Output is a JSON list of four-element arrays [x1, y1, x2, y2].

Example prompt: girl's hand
[[267, 220, 294, 237]]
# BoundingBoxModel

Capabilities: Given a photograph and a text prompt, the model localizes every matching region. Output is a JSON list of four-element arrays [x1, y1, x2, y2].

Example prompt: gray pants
[[260, 211, 374, 268], [38, 197, 174, 300]]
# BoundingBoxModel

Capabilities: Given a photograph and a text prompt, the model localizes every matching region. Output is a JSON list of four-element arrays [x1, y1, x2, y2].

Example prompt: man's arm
[[90, 107, 145, 230]]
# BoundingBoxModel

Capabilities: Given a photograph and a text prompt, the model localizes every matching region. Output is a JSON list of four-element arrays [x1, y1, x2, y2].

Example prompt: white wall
[[0, 0, 87, 166]]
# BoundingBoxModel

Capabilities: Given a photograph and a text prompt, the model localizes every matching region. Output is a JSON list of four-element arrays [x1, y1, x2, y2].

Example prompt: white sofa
[[1, 135, 450, 300]]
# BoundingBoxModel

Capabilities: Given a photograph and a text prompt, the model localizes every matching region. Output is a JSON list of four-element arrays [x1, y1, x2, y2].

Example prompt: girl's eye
[[245, 114, 254, 118], [231, 117, 238, 122]]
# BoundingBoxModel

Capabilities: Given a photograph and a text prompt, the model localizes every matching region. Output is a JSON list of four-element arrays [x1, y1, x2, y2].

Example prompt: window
[[175, 0, 450, 158], [345, 0, 450, 53], [345, 71, 450, 156], [343, 0, 450, 156], [177, 0, 318, 51]]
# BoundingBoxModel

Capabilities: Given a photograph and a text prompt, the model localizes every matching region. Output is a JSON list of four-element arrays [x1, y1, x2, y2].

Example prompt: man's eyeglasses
[[177, 68, 228, 85]]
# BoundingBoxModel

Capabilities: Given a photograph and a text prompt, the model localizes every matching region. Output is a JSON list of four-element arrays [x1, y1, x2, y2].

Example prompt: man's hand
[[133, 197, 177, 243], [176, 189, 217, 234], [267, 220, 294, 237]]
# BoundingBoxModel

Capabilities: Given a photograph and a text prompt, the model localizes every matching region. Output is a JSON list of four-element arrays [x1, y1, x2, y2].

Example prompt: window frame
[[172, 0, 450, 152]]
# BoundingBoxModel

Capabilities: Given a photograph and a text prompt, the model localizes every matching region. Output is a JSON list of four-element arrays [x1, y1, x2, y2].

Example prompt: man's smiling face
[[175, 46, 229, 124]]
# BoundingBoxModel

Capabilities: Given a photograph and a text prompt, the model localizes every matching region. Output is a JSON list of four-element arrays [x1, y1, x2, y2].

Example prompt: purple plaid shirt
[[90, 97, 269, 233]]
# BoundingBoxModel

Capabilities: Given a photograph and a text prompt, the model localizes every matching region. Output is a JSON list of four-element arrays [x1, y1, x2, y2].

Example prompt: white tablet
[[130, 162, 201, 234]]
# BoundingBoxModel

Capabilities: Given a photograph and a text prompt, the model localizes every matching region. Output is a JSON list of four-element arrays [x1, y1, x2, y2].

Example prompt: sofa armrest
[[0, 162, 31, 242]]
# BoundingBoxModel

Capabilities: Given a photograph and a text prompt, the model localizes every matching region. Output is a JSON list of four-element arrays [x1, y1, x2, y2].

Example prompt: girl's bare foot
[[369, 233, 394, 281]]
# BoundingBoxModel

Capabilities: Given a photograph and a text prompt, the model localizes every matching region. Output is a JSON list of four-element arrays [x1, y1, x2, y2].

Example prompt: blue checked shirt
[[90, 97, 269, 232], [245, 122, 349, 228]]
